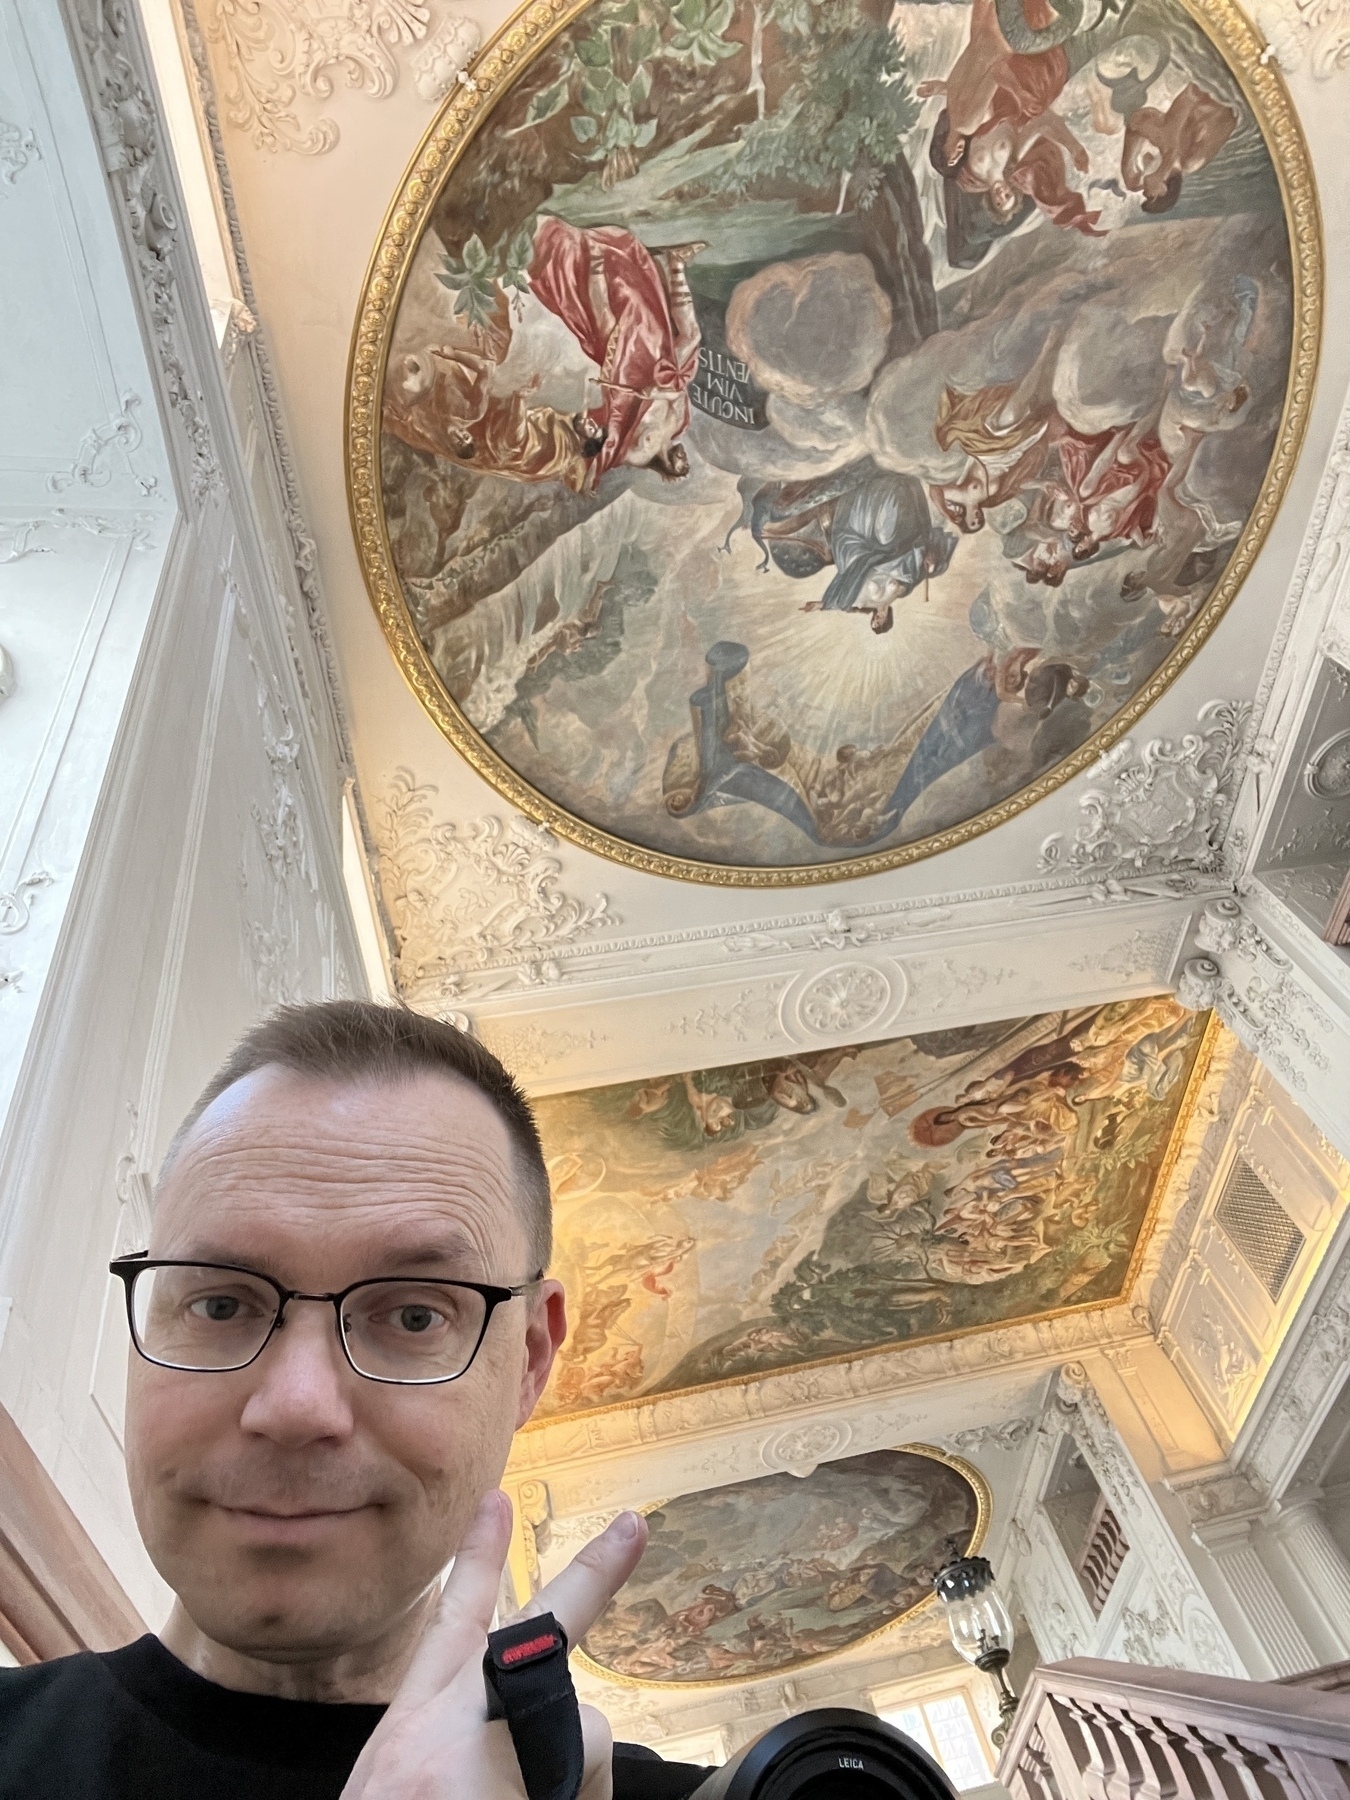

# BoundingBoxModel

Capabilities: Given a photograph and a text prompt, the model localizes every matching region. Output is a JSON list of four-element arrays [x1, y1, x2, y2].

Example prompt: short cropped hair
[[163, 1001, 551, 1270]]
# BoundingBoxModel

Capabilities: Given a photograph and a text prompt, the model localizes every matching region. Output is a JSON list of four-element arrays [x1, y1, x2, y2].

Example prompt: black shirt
[[0, 1635, 706, 1799]]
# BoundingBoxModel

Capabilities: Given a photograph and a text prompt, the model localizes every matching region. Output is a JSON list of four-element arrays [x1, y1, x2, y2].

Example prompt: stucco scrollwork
[[0, 509, 157, 565], [1182, 1296, 1256, 1410], [1116, 1592, 1188, 1669], [667, 985, 784, 1044], [112, 1102, 154, 1254], [234, 593, 322, 1009], [71, 0, 219, 501], [374, 768, 615, 1001], [207, 0, 480, 151], [1305, 727, 1350, 798], [47, 391, 149, 495], [411, 12, 482, 100], [1242, 1240, 1350, 1495], [1042, 1597, 1086, 1659], [1067, 924, 1181, 978], [943, 1417, 1036, 1456], [1252, 0, 1350, 76], [1183, 898, 1334, 1091], [0, 871, 56, 936], [904, 955, 1017, 1010], [1170, 1470, 1267, 1524], [0, 118, 39, 188], [476, 1020, 604, 1071], [1038, 700, 1250, 895]]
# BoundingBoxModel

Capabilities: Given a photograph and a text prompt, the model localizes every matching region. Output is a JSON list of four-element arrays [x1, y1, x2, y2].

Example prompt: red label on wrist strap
[[499, 1631, 561, 1666]]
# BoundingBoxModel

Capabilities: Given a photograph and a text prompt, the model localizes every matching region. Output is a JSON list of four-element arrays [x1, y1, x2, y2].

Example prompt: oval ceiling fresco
[[349, 0, 1317, 885], [576, 1446, 986, 1684]]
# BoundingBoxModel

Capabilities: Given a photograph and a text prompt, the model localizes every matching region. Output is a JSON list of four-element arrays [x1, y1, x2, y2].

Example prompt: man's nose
[[237, 1300, 357, 1445]]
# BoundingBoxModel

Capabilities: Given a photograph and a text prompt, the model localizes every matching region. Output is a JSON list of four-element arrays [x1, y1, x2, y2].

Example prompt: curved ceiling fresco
[[577, 1446, 986, 1683], [349, 0, 1316, 884]]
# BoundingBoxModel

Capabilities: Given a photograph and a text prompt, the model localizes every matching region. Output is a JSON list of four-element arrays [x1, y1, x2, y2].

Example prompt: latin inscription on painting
[[366, 0, 1302, 876], [576, 1448, 981, 1683], [532, 999, 1205, 1416]]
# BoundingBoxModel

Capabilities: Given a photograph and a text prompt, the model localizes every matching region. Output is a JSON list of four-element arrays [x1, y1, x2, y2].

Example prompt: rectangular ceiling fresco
[[534, 997, 1208, 1418]]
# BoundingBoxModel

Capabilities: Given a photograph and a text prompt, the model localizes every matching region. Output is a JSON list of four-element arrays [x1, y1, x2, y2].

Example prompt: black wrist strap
[[483, 1612, 585, 1800]]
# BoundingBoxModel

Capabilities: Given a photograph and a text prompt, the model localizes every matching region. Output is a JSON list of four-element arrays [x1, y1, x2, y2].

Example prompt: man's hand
[[341, 1491, 648, 1800]]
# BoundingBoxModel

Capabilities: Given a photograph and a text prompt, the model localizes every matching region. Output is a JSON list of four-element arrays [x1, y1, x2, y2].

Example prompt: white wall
[[0, 0, 364, 1623]]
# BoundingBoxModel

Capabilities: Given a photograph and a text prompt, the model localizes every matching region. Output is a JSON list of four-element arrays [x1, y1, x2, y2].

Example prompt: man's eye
[[396, 1304, 439, 1334], [190, 1294, 252, 1322]]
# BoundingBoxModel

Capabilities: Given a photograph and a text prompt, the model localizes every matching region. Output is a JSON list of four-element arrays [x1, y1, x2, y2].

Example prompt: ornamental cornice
[[66, 0, 220, 504], [506, 1303, 1150, 1498]]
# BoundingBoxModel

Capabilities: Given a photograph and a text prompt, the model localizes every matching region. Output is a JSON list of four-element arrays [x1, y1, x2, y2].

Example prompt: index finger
[[516, 1509, 647, 1648], [393, 1487, 514, 1714]]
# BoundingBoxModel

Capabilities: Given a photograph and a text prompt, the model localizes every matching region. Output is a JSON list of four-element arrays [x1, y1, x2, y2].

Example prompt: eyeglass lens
[[129, 1265, 490, 1381]]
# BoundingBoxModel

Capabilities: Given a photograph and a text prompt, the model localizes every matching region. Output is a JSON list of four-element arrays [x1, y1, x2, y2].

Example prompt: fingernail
[[614, 1510, 641, 1540]]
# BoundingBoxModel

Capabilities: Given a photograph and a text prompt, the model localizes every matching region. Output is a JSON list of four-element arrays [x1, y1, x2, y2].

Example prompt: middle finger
[[515, 1510, 647, 1646]]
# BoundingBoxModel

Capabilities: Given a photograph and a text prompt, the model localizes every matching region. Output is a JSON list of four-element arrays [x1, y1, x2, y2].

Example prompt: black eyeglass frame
[[108, 1252, 542, 1387]]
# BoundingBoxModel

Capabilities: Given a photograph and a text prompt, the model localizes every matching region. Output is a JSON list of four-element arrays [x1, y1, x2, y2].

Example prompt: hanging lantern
[[933, 1556, 1019, 1745]]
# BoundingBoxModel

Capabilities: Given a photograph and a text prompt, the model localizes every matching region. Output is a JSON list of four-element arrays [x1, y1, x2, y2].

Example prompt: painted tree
[[514, 0, 738, 189], [729, 0, 919, 212]]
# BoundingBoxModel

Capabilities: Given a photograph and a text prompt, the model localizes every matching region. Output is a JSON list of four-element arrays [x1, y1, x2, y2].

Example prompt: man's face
[[124, 1067, 562, 1666]]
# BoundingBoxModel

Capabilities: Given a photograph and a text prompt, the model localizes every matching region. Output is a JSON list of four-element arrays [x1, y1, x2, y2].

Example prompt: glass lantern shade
[[933, 1557, 1015, 1671]]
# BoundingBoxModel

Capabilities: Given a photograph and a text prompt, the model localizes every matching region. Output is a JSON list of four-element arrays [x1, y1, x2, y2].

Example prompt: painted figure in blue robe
[[724, 460, 958, 633], [803, 472, 958, 632]]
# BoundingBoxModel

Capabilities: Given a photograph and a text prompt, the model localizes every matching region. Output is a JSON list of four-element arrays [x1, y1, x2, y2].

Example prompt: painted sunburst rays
[[532, 999, 1211, 1420]]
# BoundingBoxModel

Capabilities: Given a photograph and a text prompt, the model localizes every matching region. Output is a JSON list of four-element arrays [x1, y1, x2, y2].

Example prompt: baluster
[[1226, 1733, 1318, 1800], [1156, 1718, 1253, 1800], [1282, 1749, 1350, 1800], [1041, 1694, 1106, 1800], [1139, 1711, 1215, 1800], [1109, 1706, 1182, 1800], [1066, 1695, 1142, 1800], [1010, 1722, 1065, 1800]]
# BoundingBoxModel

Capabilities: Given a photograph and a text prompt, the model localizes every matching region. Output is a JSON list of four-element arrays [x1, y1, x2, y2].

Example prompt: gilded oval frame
[[346, 0, 1321, 889], [568, 1442, 991, 1690]]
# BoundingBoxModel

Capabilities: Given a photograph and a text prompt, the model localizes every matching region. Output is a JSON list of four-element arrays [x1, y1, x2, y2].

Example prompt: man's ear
[[516, 1280, 567, 1428]]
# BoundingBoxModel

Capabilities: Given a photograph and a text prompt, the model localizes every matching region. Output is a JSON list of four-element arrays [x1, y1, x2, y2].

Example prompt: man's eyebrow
[[369, 1234, 481, 1272], [160, 1232, 483, 1277]]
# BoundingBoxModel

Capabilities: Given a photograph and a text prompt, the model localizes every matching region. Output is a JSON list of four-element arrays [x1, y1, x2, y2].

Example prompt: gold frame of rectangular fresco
[[522, 1011, 1222, 1434], [570, 1442, 991, 1690], [346, 0, 1321, 889]]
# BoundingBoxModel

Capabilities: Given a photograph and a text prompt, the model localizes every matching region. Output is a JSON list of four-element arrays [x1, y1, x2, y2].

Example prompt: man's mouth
[[221, 1503, 369, 1518], [212, 1501, 374, 1536]]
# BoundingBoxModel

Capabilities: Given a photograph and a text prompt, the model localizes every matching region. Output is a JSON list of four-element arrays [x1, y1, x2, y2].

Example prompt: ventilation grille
[[1215, 1158, 1304, 1301]]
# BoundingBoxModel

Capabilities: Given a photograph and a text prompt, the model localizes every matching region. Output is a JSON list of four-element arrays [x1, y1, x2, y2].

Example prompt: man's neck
[[157, 1590, 439, 1704]]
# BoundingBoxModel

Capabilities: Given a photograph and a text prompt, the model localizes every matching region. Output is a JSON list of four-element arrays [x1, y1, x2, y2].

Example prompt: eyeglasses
[[109, 1255, 541, 1386]]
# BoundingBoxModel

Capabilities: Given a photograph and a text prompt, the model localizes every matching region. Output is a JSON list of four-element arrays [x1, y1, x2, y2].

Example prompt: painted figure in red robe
[[528, 216, 705, 487]]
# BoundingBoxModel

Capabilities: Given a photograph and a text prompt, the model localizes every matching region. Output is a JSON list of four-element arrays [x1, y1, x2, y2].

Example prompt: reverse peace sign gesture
[[341, 1490, 648, 1800]]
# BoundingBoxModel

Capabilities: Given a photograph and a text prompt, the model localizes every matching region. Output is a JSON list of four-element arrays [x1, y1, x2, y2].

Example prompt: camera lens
[[687, 1707, 959, 1800], [776, 1775, 905, 1800]]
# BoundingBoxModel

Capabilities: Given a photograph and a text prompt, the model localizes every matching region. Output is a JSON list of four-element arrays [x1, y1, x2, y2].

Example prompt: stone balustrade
[[998, 1658, 1350, 1800]]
